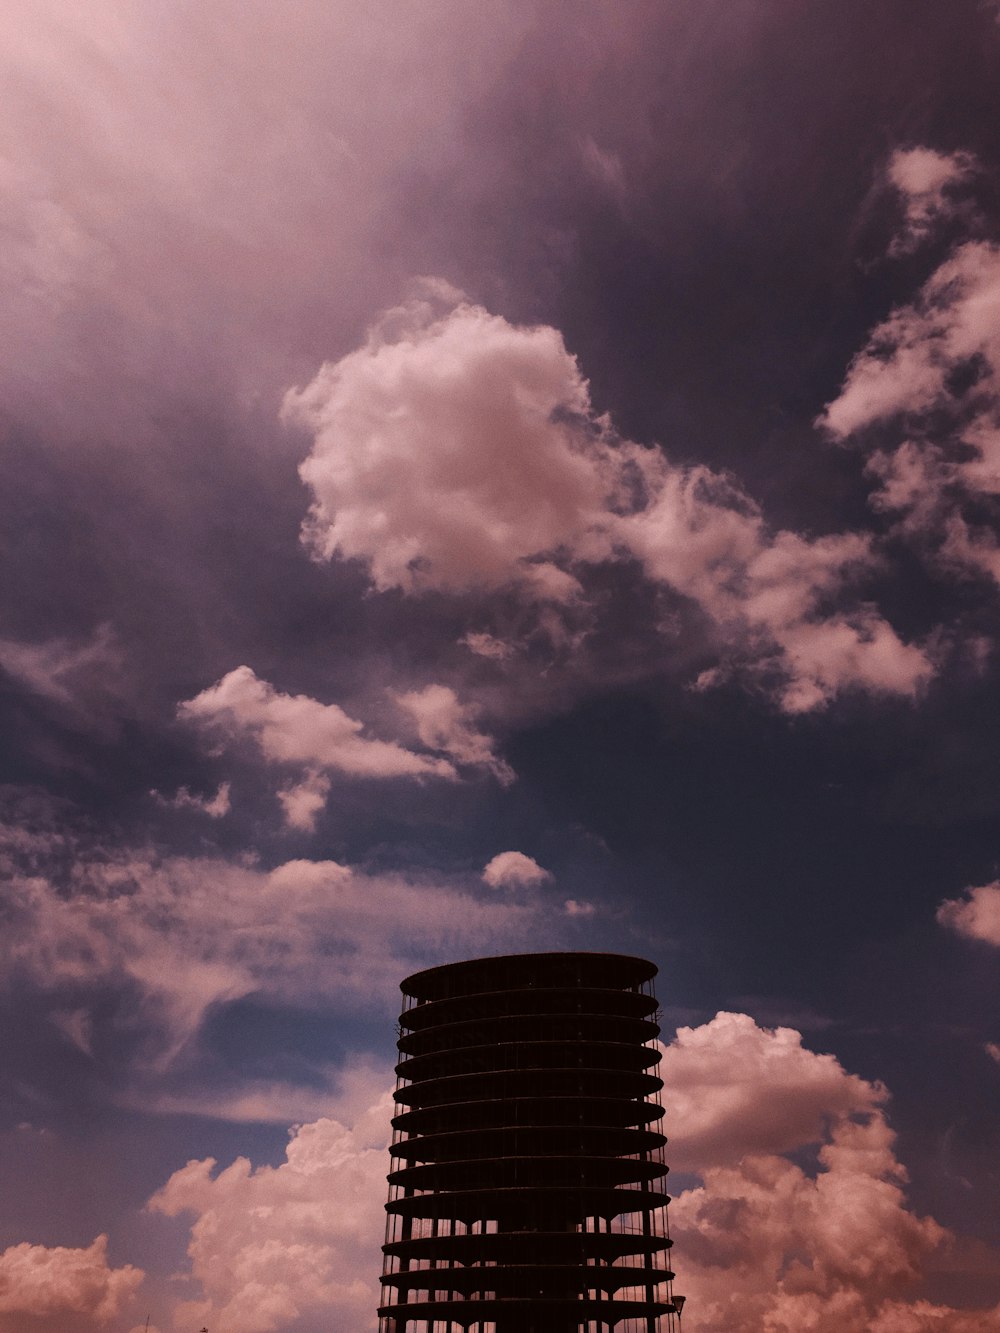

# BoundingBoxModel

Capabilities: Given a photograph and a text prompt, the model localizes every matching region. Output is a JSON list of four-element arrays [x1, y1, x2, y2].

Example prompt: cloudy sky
[[3, 2, 1000, 1329]]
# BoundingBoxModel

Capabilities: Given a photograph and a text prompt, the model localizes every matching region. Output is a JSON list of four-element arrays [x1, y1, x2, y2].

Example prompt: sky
[[2, 1, 1000, 1329]]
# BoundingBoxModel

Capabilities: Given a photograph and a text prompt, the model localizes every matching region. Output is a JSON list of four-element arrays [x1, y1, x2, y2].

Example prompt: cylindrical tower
[[378, 951, 681, 1332]]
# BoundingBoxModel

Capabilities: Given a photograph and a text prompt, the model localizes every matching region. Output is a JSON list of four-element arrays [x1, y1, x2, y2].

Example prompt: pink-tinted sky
[[2, 2, 1000, 1329]]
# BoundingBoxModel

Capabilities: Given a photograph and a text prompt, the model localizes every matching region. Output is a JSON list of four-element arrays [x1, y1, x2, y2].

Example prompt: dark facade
[[378, 951, 682, 1332]]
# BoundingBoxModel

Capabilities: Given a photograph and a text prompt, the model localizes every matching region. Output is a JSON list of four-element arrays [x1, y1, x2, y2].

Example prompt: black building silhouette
[[378, 951, 682, 1331]]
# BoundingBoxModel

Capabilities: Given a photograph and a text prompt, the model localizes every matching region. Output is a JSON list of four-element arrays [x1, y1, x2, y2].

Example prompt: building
[[378, 951, 683, 1331]]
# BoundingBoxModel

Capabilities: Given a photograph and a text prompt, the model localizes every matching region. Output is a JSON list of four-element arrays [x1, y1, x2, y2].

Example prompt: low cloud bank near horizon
[[661, 1014, 1000, 1331], [0, 1234, 142, 1333], [119, 1013, 1000, 1333]]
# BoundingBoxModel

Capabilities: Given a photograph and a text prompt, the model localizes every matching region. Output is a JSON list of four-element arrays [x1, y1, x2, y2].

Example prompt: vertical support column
[[642, 1203, 656, 1333]]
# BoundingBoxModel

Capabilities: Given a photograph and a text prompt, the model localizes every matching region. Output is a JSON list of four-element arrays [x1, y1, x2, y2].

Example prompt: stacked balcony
[[378, 951, 681, 1332]]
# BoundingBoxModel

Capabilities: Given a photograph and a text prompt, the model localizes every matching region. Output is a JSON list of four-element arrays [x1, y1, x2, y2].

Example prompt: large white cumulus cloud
[[662, 1013, 993, 1332], [287, 291, 624, 596], [0, 1234, 142, 1331], [147, 1013, 1000, 1333], [149, 1103, 391, 1333], [661, 1010, 886, 1171], [288, 292, 930, 712]]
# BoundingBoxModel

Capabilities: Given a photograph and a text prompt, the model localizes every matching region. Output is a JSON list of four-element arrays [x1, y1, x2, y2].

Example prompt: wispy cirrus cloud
[[0, 625, 127, 741], [0, 822, 547, 1066], [0, 624, 120, 705], [0, 0, 531, 441], [121, 1054, 393, 1129]]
